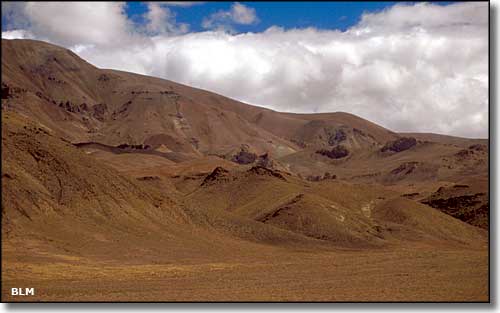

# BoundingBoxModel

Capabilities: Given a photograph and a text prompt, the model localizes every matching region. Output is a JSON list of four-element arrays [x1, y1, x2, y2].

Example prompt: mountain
[[3, 39, 487, 225], [1, 39, 488, 301]]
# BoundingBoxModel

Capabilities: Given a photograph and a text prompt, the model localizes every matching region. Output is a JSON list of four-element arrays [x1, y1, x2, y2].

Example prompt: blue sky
[[124, 1, 453, 33], [1, 2, 459, 33]]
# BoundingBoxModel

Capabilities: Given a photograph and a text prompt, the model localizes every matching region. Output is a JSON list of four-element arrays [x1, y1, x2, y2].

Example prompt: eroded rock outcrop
[[381, 137, 417, 153], [200, 167, 230, 186], [247, 166, 286, 181], [316, 145, 349, 159]]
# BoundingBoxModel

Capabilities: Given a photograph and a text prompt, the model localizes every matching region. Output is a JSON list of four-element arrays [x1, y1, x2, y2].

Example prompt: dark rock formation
[[401, 192, 420, 198], [328, 129, 347, 146], [92, 103, 108, 121], [469, 144, 487, 152], [390, 162, 420, 175], [316, 145, 349, 159], [247, 166, 286, 181], [58, 100, 91, 113], [116, 143, 151, 150], [306, 175, 322, 182], [381, 137, 417, 153], [80, 102, 89, 111], [306, 172, 336, 182], [455, 149, 473, 158], [231, 147, 257, 165], [1, 83, 26, 99], [323, 172, 336, 180], [201, 167, 230, 186], [421, 193, 488, 229], [97, 74, 110, 82], [2, 83, 13, 99], [255, 153, 272, 168], [456, 144, 488, 159], [136, 176, 160, 181]]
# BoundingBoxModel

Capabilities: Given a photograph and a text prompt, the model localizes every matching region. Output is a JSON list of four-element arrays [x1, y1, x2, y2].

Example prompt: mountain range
[[1, 39, 489, 301]]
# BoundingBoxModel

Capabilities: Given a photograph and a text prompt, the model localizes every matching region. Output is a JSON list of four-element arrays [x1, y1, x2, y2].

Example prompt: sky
[[124, 2, 404, 32], [1, 1, 488, 138]]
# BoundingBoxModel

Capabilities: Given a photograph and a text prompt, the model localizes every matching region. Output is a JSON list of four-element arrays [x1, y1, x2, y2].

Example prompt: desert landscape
[[1, 38, 488, 302]]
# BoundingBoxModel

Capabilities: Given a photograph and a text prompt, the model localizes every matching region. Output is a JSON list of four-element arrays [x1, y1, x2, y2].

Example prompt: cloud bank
[[1, 2, 488, 138]]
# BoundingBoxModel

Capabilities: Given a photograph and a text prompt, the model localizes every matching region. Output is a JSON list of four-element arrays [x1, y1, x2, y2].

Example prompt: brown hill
[[0, 39, 408, 158], [7, 109, 483, 257], [186, 166, 485, 247], [1, 111, 342, 256], [2, 38, 488, 236], [2, 39, 487, 182], [2, 39, 298, 159], [2, 111, 196, 261]]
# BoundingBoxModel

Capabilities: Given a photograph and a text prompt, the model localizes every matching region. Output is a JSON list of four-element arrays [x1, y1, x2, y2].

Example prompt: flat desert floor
[[2, 245, 488, 302]]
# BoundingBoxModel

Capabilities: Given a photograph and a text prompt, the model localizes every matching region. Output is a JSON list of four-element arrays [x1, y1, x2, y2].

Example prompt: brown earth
[[1, 39, 489, 302]]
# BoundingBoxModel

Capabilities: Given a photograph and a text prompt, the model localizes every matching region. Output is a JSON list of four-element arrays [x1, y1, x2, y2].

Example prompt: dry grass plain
[[2, 243, 488, 302]]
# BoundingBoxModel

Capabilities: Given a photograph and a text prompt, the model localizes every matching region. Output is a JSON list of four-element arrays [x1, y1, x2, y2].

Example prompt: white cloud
[[144, 2, 189, 35], [356, 2, 487, 33], [202, 2, 259, 31], [231, 2, 259, 24], [1, 2, 488, 138], [19, 2, 132, 47], [1, 29, 33, 40]]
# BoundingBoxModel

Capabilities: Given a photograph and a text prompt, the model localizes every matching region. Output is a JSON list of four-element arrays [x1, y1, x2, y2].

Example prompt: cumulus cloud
[[202, 2, 259, 31], [3, 2, 133, 47], [1, 2, 488, 138], [143, 2, 189, 35], [1, 29, 33, 40], [356, 2, 487, 32]]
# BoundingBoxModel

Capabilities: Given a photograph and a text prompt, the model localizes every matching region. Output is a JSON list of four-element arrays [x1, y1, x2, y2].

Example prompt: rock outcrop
[[316, 145, 349, 159], [381, 137, 417, 153]]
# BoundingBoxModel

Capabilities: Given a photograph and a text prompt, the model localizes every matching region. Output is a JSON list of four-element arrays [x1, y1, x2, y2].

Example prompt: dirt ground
[[2, 245, 488, 302]]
